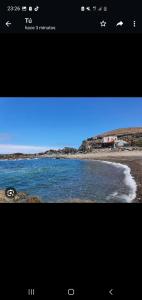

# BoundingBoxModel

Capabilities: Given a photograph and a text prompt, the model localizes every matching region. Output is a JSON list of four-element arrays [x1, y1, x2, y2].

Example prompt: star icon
[[100, 20, 107, 27]]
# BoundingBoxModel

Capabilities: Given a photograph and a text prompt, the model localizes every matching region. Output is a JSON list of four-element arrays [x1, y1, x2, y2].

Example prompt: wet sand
[[106, 158, 142, 203], [59, 152, 142, 202]]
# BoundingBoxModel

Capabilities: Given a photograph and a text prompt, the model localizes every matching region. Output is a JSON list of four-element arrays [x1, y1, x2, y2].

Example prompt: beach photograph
[[0, 97, 142, 203]]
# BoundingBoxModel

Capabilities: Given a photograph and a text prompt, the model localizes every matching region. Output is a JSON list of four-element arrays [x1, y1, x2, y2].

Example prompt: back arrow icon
[[109, 289, 114, 296], [6, 21, 12, 27]]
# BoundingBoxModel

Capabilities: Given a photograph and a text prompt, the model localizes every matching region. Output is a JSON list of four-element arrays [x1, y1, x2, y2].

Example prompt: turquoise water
[[0, 158, 135, 202]]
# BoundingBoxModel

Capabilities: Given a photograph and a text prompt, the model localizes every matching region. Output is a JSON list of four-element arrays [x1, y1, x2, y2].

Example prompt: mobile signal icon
[[22, 6, 27, 11]]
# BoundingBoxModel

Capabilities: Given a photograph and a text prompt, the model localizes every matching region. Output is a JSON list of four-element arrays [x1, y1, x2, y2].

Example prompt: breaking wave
[[100, 160, 137, 202]]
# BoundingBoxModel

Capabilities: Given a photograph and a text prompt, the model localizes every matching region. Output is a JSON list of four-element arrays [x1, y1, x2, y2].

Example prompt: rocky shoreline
[[0, 190, 41, 203], [0, 147, 142, 160]]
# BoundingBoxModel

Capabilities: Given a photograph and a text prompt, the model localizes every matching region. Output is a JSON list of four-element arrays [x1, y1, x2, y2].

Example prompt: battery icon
[[22, 6, 27, 11]]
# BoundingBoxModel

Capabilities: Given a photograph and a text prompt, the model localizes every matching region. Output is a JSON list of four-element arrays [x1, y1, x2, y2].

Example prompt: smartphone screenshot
[[0, 0, 141, 297], [0, 97, 141, 299], [0, 0, 142, 33]]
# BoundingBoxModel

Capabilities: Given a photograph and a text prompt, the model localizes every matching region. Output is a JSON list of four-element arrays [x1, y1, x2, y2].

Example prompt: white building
[[115, 140, 129, 148], [102, 136, 117, 144]]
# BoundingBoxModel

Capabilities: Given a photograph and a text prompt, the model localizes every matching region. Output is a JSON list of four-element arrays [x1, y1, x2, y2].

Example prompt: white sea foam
[[107, 191, 118, 198], [0, 157, 40, 162], [0, 158, 24, 162], [98, 160, 137, 202]]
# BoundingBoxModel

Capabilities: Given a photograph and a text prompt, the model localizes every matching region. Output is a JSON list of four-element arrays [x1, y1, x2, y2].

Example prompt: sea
[[0, 158, 137, 203]]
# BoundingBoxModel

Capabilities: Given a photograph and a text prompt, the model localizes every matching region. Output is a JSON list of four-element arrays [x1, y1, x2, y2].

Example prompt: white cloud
[[0, 144, 58, 154]]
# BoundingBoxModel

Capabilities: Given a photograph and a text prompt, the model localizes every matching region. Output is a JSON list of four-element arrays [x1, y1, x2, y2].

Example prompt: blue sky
[[0, 97, 142, 153]]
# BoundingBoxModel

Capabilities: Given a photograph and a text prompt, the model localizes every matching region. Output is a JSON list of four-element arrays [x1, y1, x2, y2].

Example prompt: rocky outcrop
[[0, 190, 41, 203], [0, 153, 37, 160], [79, 127, 142, 152], [42, 147, 78, 155], [0, 147, 78, 160]]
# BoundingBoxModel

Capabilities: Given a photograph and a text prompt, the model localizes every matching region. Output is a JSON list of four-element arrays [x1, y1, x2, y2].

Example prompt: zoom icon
[[5, 187, 17, 198]]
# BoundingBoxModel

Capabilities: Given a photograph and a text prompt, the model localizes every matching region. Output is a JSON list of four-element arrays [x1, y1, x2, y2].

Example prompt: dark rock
[[26, 197, 41, 203], [0, 190, 41, 203]]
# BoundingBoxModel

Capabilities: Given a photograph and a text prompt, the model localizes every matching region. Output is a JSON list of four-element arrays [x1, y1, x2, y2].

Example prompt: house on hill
[[102, 136, 117, 148], [79, 129, 138, 152], [102, 136, 129, 148]]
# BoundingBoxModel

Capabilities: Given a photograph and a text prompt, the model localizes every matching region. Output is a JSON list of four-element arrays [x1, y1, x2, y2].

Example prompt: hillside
[[98, 127, 142, 137], [79, 127, 142, 152]]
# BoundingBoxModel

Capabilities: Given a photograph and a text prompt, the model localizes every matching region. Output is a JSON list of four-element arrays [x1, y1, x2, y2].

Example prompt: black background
[[1, 34, 141, 97], [0, 30, 142, 298]]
